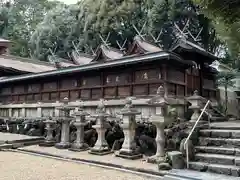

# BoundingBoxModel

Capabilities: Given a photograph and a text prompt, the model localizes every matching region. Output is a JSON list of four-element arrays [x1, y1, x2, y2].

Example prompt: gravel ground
[[0, 151, 156, 180]]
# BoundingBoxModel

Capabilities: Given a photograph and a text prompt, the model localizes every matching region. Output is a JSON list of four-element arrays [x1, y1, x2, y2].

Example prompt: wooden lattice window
[[61, 79, 78, 89], [1, 87, 11, 95], [91, 88, 101, 99], [43, 82, 57, 91], [70, 90, 79, 100], [80, 89, 90, 99], [81, 76, 100, 87], [133, 85, 148, 96], [28, 84, 40, 93], [104, 87, 116, 98], [167, 69, 185, 83], [118, 86, 131, 97], [14, 86, 25, 94]]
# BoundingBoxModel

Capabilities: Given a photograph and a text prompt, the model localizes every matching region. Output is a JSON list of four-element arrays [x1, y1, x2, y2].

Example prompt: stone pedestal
[[39, 118, 56, 147], [147, 86, 175, 164], [115, 97, 142, 160], [187, 90, 206, 124], [89, 99, 111, 155], [69, 102, 89, 152], [55, 97, 75, 149]]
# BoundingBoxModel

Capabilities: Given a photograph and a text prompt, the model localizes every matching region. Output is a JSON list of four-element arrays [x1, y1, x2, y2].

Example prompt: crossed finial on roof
[[116, 39, 127, 54], [84, 44, 97, 56], [149, 29, 163, 47], [174, 19, 203, 42], [132, 21, 147, 40], [99, 32, 111, 48]]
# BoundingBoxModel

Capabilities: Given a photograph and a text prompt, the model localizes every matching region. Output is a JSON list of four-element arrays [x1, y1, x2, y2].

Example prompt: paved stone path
[[0, 132, 41, 143], [0, 151, 158, 180], [19, 145, 161, 175]]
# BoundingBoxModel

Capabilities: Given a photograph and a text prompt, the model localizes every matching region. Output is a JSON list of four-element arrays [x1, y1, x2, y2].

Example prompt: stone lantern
[[147, 86, 176, 164], [115, 97, 142, 160], [39, 117, 56, 147], [55, 97, 75, 149], [187, 90, 206, 123], [89, 99, 111, 155], [69, 100, 89, 152]]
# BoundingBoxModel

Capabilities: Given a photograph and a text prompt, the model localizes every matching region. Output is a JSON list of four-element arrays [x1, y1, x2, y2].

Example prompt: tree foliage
[[0, 0, 220, 62], [194, 0, 240, 68], [0, 0, 61, 57], [29, 0, 220, 61]]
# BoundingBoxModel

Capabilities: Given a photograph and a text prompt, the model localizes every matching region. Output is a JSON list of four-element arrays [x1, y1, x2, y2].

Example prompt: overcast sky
[[54, 0, 79, 4]]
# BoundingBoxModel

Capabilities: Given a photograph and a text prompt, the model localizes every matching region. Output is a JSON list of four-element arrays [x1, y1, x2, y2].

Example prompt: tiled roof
[[92, 44, 124, 62], [0, 55, 56, 73], [71, 51, 93, 65], [133, 36, 162, 52]]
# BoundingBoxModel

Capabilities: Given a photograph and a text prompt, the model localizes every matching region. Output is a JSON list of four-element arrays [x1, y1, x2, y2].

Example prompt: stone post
[[147, 86, 175, 164], [21, 103, 26, 117], [9, 108, 12, 117], [115, 97, 142, 160], [89, 99, 111, 155], [69, 100, 89, 152], [37, 102, 42, 117], [39, 117, 56, 147], [187, 90, 206, 123], [55, 97, 75, 149]]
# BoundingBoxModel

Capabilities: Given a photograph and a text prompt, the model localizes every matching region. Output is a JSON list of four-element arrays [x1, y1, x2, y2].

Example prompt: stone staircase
[[188, 123, 240, 177]]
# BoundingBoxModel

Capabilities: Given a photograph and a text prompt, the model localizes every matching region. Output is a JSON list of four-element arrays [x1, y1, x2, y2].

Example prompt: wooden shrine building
[[0, 35, 218, 118]]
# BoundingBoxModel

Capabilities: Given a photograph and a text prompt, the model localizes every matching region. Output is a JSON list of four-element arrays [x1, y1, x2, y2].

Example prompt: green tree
[[30, 0, 220, 61], [193, 0, 240, 67], [0, 0, 60, 57]]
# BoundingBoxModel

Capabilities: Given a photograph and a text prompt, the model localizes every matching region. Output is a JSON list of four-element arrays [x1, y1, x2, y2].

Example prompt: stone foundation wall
[[218, 87, 239, 117], [0, 98, 186, 120]]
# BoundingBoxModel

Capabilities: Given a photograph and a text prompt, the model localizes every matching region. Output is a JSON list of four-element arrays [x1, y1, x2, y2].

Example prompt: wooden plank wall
[[0, 63, 212, 104]]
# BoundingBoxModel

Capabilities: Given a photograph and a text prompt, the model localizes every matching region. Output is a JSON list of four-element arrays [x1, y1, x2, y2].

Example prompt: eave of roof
[[0, 51, 193, 84], [171, 38, 218, 61]]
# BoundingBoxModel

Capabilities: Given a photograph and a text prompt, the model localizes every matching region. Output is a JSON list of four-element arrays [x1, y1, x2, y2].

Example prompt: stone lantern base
[[147, 155, 165, 164], [89, 147, 111, 156], [39, 140, 56, 147], [115, 149, 142, 160], [69, 143, 89, 152], [55, 142, 71, 149]]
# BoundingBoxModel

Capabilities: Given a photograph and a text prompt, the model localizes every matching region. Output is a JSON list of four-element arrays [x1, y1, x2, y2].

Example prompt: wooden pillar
[[162, 64, 168, 96]]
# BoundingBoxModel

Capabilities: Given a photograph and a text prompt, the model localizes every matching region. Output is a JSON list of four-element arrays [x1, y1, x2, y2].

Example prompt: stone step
[[199, 129, 240, 138], [189, 161, 240, 177], [195, 153, 236, 165], [210, 123, 240, 130], [195, 146, 237, 155], [199, 137, 240, 147], [210, 117, 226, 122]]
